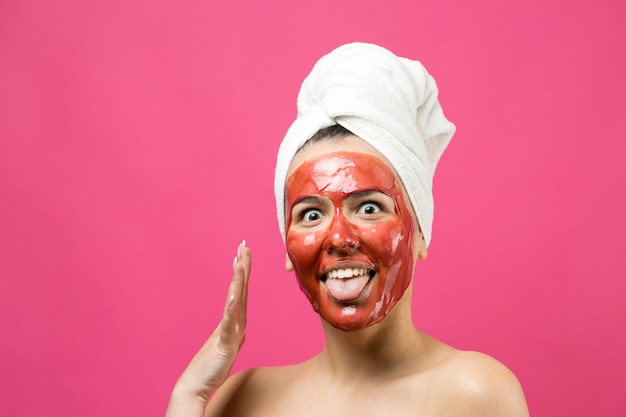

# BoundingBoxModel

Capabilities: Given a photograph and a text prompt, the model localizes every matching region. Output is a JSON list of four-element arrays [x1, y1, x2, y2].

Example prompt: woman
[[166, 43, 529, 417]]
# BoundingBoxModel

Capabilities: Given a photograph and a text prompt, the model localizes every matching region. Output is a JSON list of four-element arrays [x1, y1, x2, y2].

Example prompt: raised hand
[[166, 240, 251, 417]]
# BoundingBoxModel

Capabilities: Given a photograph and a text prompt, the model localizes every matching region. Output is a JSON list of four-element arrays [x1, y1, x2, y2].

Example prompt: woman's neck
[[315, 294, 426, 382]]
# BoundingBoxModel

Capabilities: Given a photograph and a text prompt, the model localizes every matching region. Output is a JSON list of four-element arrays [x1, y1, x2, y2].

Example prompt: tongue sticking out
[[325, 275, 370, 301]]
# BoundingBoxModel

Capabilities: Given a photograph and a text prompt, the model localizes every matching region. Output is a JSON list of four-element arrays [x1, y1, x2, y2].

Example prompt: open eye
[[289, 196, 330, 229], [357, 202, 382, 215], [302, 208, 324, 223]]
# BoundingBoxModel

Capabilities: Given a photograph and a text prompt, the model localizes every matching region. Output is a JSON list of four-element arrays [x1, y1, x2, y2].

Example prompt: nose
[[324, 209, 360, 253]]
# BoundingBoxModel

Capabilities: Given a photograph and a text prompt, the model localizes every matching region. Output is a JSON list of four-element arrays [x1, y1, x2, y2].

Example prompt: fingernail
[[238, 240, 246, 257], [228, 293, 235, 306], [233, 255, 238, 269]]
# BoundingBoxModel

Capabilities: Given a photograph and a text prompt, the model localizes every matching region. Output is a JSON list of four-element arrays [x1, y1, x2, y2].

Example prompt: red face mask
[[285, 151, 416, 331]]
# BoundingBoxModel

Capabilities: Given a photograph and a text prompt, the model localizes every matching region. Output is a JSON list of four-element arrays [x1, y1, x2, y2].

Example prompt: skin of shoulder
[[204, 351, 528, 417], [429, 350, 529, 417]]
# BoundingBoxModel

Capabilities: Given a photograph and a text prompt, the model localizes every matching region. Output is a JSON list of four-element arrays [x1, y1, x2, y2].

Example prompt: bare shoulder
[[432, 350, 529, 417], [203, 365, 301, 417]]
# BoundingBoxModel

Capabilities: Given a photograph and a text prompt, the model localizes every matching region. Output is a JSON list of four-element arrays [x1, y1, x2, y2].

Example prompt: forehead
[[286, 135, 413, 211], [287, 152, 399, 199], [287, 135, 396, 179]]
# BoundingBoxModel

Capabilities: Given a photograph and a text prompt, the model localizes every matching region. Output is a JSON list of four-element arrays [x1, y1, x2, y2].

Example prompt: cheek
[[286, 229, 325, 274], [360, 221, 410, 260]]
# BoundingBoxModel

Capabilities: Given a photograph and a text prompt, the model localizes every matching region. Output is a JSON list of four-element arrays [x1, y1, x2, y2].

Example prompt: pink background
[[1, 0, 624, 416]]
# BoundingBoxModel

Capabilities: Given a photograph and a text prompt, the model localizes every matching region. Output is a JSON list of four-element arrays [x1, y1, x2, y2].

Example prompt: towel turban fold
[[274, 42, 456, 247]]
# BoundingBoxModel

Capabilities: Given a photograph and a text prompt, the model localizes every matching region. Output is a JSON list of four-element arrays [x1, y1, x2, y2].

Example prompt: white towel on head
[[274, 42, 456, 247]]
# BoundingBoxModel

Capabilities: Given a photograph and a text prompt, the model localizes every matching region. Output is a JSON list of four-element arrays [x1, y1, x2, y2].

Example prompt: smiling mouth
[[322, 267, 375, 301], [324, 267, 374, 280]]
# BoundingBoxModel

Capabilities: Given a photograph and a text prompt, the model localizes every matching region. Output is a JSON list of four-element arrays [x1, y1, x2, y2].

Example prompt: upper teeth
[[327, 268, 369, 279]]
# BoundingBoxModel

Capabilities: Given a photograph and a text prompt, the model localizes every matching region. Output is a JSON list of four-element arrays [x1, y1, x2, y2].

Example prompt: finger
[[237, 241, 252, 286], [218, 256, 245, 352], [237, 242, 252, 312], [238, 245, 251, 332]]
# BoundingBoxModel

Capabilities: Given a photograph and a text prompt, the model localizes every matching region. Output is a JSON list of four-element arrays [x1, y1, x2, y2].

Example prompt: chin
[[321, 307, 388, 332]]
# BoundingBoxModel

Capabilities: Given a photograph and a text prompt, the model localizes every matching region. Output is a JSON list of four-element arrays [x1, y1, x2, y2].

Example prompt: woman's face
[[285, 136, 425, 331]]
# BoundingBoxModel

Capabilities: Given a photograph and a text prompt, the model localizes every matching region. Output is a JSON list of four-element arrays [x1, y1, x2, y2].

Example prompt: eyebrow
[[292, 195, 326, 207], [346, 189, 389, 199], [292, 190, 390, 207]]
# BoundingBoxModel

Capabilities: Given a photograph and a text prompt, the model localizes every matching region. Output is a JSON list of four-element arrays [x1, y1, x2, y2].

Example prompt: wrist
[[170, 378, 214, 403], [165, 384, 210, 417]]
